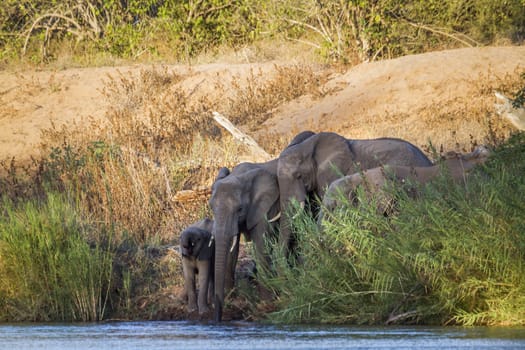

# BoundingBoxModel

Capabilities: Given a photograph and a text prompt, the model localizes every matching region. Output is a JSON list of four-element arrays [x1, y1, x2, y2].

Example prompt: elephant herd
[[178, 131, 491, 322]]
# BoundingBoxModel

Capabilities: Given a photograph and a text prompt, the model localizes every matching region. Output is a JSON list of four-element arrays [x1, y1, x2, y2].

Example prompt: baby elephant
[[322, 145, 491, 217], [180, 218, 214, 314]]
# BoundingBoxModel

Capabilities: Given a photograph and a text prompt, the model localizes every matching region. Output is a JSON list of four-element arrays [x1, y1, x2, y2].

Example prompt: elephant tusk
[[230, 235, 238, 253], [208, 235, 214, 248], [268, 211, 281, 223]]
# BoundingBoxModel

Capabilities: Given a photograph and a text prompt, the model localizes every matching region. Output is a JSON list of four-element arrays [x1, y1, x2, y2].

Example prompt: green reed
[[0, 192, 113, 322], [259, 132, 525, 325]]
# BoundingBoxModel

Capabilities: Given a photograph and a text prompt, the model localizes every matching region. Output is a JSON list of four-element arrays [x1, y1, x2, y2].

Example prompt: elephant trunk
[[279, 183, 307, 256], [213, 214, 237, 322], [214, 241, 226, 322], [279, 199, 293, 254]]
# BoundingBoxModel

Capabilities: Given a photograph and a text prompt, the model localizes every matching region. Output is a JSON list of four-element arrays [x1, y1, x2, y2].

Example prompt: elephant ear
[[246, 169, 279, 230], [212, 167, 230, 193], [314, 133, 353, 194], [196, 229, 214, 261], [215, 167, 230, 181]]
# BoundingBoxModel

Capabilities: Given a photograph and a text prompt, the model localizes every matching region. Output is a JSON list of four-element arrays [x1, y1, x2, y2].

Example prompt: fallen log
[[212, 111, 272, 162], [172, 188, 211, 202]]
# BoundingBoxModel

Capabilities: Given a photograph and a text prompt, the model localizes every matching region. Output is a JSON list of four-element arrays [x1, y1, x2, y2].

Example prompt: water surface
[[1, 321, 524, 350]]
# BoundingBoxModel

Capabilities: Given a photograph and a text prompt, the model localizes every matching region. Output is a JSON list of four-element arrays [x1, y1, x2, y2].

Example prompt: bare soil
[[1, 46, 524, 163]]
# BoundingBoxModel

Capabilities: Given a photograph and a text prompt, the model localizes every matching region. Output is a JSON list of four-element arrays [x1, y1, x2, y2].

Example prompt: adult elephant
[[210, 130, 317, 322], [277, 131, 432, 251], [210, 161, 280, 322]]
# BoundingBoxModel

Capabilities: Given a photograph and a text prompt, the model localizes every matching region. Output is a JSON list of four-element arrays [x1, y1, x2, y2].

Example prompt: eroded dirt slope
[[262, 46, 525, 151], [1, 46, 524, 163]]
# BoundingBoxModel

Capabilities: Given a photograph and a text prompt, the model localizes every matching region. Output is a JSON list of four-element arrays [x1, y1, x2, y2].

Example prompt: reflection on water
[[0, 321, 524, 350]]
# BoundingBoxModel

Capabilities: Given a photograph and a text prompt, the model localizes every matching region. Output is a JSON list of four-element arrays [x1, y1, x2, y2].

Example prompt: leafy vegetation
[[1, 0, 524, 65], [258, 132, 525, 326]]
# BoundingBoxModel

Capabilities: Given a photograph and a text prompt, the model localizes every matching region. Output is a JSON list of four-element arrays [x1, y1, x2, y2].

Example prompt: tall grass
[[0, 192, 113, 322], [259, 132, 525, 325]]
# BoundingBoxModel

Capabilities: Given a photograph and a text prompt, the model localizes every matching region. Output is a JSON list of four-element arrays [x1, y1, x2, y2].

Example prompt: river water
[[1, 321, 524, 350]]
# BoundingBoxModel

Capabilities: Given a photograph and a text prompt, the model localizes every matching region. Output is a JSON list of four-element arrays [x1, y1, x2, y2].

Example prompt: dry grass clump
[[37, 67, 217, 245], [101, 66, 221, 156], [220, 63, 332, 129]]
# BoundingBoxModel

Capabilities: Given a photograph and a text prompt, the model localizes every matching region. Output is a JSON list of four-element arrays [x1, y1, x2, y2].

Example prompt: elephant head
[[286, 130, 316, 147], [320, 168, 401, 222], [209, 161, 280, 322], [180, 218, 214, 260], [277, 132, 354, 250], [321, 173, 363, 217]]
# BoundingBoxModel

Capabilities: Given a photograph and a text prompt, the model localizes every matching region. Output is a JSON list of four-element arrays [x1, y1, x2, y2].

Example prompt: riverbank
[[0, 47, 524, 324]]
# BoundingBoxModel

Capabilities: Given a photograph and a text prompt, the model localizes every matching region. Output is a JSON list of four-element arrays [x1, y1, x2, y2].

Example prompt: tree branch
[[212, 111, 271, 162], [403, 20, 479, 48]]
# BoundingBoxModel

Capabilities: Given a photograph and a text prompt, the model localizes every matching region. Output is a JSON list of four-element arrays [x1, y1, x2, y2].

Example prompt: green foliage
[[0, 0, 261, 62], [0, 193, 114, 321], [259, 133, 525, 325], [278, 0, 525, 62], [1, 0, 523, 64]]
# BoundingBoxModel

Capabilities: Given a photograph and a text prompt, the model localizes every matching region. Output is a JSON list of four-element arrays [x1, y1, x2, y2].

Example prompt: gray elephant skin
[[277, 131, 433, 252], [322, 145, 491, 218], [209, 131, 317, 322], [180, 218, 214, 314], [209, 161, 281, 322]]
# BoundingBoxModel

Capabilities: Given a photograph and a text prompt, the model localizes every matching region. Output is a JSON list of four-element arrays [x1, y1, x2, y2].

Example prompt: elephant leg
[[182, 259, 198, 312], [197, 260, 211, 314], [251, 222, 275, 301], [225, 234, 240, 292]]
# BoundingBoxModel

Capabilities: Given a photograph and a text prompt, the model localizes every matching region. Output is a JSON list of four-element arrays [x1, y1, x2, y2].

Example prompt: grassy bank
[[258, 132, 525, 326], [0, 63, 320, 322], [0, 60, 524, 323]]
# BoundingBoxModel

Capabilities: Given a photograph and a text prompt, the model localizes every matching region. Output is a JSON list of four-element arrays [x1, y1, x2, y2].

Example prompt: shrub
[[2, 0, 523, 64], [259, 132, 525, 325]]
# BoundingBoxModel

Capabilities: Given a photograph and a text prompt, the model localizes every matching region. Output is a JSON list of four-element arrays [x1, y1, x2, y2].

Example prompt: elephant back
[[348, 138, 432, 170]]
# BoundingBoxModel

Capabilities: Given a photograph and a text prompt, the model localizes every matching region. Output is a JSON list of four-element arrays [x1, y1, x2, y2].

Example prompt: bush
[[1, 0, 523, 64], [259, 132, 525, 325]]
